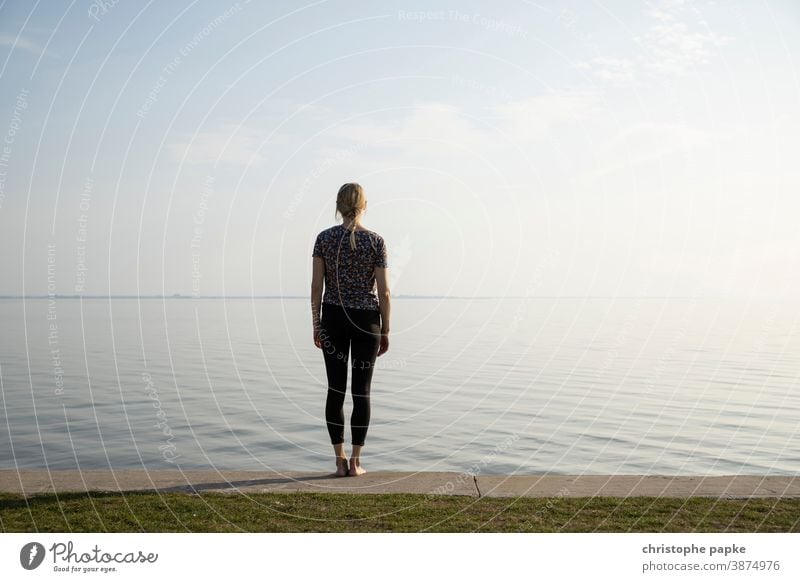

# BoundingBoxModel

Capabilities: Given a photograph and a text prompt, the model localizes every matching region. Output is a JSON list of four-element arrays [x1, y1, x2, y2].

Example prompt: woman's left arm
[[311, 256, 325, 347]]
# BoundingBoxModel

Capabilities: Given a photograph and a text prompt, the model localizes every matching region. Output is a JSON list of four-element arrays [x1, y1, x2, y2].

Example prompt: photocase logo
[[20, 542, 46, 570]]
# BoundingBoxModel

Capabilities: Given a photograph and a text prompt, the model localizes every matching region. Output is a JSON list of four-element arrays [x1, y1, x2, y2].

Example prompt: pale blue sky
[[1, 0, 799, 298]]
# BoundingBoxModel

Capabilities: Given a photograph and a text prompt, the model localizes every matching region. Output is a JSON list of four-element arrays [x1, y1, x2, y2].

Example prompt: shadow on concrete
[[154, 472, 342, 493], [0, 490, 161, 509]]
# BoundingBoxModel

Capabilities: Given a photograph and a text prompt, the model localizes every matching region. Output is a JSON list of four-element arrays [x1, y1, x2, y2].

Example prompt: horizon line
[[0, 294, 752, 300]]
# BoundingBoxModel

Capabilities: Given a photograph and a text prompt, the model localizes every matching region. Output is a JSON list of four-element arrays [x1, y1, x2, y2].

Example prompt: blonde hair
[[335, 182, 367, 250]]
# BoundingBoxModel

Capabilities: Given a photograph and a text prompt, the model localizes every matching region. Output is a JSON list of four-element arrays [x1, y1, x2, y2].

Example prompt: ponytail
[[335, 182, 367, 251]]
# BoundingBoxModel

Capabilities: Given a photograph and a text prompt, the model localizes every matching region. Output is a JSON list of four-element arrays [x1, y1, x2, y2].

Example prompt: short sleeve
[[375, 237, 388, 268], [312, 232, 324, 258]]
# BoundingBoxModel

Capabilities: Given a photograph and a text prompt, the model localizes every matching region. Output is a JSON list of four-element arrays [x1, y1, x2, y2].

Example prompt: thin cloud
[[168, 123, 290, 166], [486, 90, 602, 142], [315, 92, 603, 163], [638, 3, 733, 77], [326, 102, 487, 154], [576, 57, 636, 84], [577, 0, 733, 85], [0, 33, 56, 57], [581, 121, 719, 179]]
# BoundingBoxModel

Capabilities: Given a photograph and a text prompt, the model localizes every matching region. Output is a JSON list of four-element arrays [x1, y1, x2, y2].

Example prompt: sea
[[1, 297, 798, 475]]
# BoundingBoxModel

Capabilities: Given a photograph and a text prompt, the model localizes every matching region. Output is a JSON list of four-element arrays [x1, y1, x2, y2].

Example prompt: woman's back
[[312, 224, 388, 311]]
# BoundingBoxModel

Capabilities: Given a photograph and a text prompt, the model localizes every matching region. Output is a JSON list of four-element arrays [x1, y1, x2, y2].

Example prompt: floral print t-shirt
[[312, 224, 388, 311]]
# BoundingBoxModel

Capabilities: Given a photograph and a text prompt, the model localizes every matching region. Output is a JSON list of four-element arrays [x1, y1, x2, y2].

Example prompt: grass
[[2, 491, 799, 532]]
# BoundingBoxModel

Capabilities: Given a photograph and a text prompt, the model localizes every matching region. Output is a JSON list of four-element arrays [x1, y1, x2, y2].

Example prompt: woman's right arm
[[375, 266, 391, 355], [311, 256, 325, 348]]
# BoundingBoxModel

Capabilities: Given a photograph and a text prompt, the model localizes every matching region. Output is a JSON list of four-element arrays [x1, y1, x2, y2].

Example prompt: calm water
[[1, 297, 798, 475]]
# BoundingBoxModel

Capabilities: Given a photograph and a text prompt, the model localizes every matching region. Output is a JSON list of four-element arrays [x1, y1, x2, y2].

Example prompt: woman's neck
[[342, 219, 364, 231]]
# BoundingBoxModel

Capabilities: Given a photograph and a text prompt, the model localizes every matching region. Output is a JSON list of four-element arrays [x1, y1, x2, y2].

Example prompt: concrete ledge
[[0, 470, 478, 497], [1, 470, 798, 499], [476, 474, 800, 499]]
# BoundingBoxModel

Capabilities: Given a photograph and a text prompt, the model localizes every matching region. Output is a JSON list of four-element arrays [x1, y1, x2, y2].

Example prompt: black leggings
[[319, 302, 381, 446]]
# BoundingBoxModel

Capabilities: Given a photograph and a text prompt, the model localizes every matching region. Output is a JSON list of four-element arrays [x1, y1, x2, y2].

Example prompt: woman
[[311, 183, 391, 477]]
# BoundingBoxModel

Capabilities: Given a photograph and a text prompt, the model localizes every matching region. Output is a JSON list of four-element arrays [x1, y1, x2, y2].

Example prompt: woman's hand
[[313, 326, 322, 349], [377, 333, 389, 356]]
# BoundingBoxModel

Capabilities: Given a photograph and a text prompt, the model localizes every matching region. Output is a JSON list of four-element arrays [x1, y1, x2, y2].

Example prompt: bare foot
[[335, 457, 348, 477], [348, 457, 366, 476]]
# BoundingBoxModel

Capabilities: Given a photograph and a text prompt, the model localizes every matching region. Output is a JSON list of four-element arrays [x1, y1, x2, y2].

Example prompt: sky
[[0, 0, 798, 299]]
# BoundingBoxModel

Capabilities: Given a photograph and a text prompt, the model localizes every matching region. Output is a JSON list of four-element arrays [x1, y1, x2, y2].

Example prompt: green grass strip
[[2, 492, 798, 533]]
